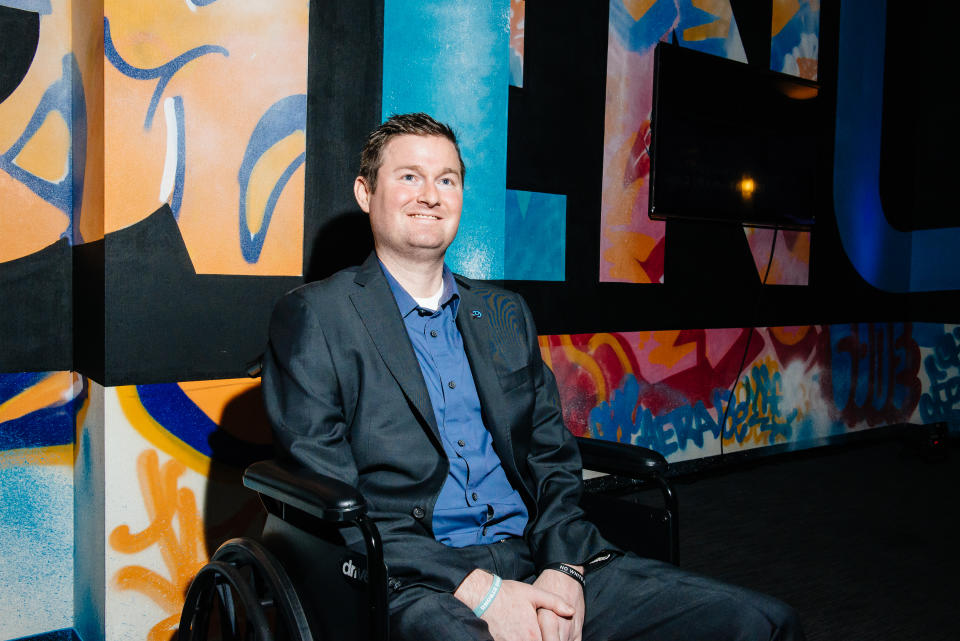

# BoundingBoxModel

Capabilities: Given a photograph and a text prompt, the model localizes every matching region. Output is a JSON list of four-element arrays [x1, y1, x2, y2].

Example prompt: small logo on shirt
[[471, 310, 482, 319]]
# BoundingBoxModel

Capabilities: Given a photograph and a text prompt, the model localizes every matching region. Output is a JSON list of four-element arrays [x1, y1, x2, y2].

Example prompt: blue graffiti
[[770, 0, 819, 73], [828, 323, 920, 425], [0, 54, 85, 239], [103, 16, 228, 130], [918, 327, 960, 427], [237, 94, 306, 263], [136, 383, 272, 467], [0, 372, 82, 451], [587, 363, 800, 458], [609, 0, 678, 55], [103, 16, 226, 217], [0, 0, 51, 13], [713, 363, 797, 446], [170, 95, 186, 216], [588, 374, 721, 457]]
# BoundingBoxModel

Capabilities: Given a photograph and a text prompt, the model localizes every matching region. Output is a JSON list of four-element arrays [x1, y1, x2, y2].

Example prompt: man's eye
[[402, 174, 417, 182]]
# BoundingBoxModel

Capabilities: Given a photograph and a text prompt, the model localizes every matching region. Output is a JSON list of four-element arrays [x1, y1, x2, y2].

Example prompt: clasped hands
[[455, 566, 585, 641]]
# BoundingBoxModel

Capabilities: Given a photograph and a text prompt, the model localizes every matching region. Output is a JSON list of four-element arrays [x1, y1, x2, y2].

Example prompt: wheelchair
[[178, 438, 678, 641]]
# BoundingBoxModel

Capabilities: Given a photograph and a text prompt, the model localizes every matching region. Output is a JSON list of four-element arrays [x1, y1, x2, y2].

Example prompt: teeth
[[411, 214, 439, 219]]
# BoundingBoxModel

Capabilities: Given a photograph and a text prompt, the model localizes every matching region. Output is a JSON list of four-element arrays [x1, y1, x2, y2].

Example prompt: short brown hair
[[358, 113, 465, 192]]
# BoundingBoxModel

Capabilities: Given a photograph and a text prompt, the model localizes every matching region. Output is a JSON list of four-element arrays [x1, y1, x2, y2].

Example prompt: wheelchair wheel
[[179, 538, 313, 641]]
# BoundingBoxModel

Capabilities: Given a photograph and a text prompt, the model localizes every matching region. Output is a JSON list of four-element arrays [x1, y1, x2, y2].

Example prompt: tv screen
[[649, 42, 820, 229]]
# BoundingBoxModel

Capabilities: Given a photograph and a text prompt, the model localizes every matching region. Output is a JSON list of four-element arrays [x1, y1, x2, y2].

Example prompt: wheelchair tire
[[179, 537, 313, 641]]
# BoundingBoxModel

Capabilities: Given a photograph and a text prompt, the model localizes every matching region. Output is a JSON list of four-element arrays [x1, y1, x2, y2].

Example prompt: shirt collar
[[380, 260, 460, 319]]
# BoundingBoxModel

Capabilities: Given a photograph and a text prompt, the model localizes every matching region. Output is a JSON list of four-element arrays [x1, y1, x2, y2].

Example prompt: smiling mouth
[[409, 213, 440, 220]]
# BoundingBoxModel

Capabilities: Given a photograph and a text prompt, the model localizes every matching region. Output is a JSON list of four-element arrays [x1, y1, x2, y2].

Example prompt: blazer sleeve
[[261, 290, 361, 485], [261, 289, 482, 597], [515, 295, 621, 570]]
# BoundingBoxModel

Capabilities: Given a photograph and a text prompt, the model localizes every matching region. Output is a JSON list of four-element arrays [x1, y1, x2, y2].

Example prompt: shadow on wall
[[203, 385, 274, 557], [306, 210, 374, 283]]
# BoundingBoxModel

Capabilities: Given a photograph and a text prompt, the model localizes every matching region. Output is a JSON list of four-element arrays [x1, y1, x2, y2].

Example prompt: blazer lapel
[[455, 281, 517, 470], [349, 254, 441, 440]]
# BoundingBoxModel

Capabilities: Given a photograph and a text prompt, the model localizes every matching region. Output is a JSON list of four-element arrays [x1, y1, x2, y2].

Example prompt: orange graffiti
[[0, 371, 75, 424], [109, 448, 205, 641], [769, 325, 812, 346], [684, 0, 734, 42], [510, 0, 525, 58], [644, 330, 696, 368]]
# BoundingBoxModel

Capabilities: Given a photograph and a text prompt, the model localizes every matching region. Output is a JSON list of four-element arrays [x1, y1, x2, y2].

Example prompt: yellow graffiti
[[109, 448, 206, 641], [623, 0, 660, 22], [245, 130, 306, 235], [0, 444, 72, 469], [684, 0, 734, 42], [587, 334, 634, 376], [538, 336, 553, 371], [560, 335, 607, 402], [771, 0, 801, 37], [116, 386, 211, 475]]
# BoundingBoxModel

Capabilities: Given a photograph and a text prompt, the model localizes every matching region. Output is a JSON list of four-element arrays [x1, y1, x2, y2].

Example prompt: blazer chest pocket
[[499, 363, 535, 393]]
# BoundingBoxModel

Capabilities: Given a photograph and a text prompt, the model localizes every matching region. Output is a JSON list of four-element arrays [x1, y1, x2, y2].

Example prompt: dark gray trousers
[[390, 539, 805, 641]]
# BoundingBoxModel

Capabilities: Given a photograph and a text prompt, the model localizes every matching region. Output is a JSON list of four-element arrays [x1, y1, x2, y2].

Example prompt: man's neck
[[376, 250, 446, 298]]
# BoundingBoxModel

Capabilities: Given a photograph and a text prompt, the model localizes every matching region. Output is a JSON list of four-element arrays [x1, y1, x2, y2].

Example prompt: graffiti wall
[[102, 0, 308, 275], [102, 378, 270, 641], [2, 2, 959, 641], [600, 0, 747, 284], [543, 323, 959, 462], [0, 372, 83, 640], [0, 0, 96, 260]]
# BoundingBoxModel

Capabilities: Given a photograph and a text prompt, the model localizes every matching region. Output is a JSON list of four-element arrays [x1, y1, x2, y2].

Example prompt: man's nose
[[418, 181, 440, 206]]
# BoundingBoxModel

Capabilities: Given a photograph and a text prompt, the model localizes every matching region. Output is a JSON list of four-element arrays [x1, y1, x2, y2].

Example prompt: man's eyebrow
[[393, 164, 461, 177], [394, 164, 425, 173]]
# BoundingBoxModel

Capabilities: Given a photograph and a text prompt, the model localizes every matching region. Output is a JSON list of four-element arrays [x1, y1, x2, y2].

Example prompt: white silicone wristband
[[472, 574, 502, 618]]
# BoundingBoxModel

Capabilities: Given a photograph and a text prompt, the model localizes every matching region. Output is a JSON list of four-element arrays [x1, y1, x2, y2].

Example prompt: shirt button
[[457, 439, 465, 447], [412, 506, 425, 519], [448, 380, 456, 389], [471, 492, 479, 501], [430, 330, 438, 337]]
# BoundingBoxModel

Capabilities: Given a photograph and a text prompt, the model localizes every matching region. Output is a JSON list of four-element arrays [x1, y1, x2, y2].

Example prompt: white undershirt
[[413, 282, 444, 312]]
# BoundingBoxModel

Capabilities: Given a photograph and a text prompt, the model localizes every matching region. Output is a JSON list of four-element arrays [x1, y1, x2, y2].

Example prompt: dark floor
[[671, 437, 960, 641]]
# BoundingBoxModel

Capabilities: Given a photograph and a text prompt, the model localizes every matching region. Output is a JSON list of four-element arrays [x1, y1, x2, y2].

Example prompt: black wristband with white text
[[543, 562, 585, 587]]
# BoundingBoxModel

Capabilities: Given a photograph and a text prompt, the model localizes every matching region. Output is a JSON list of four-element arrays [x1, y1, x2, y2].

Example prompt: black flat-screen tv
[[649, 42, 820, 229]]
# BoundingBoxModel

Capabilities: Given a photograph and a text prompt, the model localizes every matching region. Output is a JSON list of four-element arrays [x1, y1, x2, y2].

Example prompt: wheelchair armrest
[[576, 436, 667, 479], [244, 459, 367, 524]]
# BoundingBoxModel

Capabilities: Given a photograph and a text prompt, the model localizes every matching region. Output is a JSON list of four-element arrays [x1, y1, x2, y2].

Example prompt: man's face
[[354, 134, 463, 264]]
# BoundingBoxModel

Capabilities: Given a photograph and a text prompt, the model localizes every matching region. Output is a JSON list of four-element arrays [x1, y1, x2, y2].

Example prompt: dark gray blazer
[[261, 252, 611, 599]]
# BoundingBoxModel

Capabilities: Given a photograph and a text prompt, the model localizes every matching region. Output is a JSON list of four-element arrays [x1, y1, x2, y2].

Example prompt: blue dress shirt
[[381, 262, 529, 547]]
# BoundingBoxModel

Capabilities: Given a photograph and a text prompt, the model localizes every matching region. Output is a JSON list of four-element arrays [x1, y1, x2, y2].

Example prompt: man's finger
[[531, 588, 575, 617], [538, 608, 562, 641]]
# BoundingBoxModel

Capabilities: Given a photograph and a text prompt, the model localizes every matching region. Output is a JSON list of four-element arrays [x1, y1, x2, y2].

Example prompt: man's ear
[[354, 176, 371, 213]]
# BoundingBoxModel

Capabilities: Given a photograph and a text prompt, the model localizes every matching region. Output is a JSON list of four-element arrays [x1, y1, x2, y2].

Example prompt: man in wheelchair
[[260, 113, 805, 641]]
